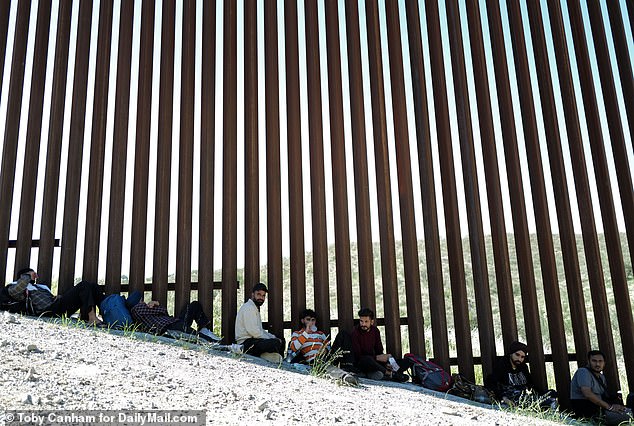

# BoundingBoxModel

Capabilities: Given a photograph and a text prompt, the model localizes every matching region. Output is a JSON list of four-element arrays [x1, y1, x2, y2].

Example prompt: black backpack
[[405, 353, 453, 392]]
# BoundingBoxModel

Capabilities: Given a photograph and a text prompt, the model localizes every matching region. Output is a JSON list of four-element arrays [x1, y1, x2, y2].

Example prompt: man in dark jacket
[[3, 268, 105, 325], [485, 341, 556, 407], [351, 307, 409, 382]]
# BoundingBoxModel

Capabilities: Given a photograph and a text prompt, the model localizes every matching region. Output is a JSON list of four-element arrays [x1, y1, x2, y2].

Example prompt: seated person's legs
[[242, 337, 284, 357], [50, 281, 105, 323], [355, 355, 386, 380]]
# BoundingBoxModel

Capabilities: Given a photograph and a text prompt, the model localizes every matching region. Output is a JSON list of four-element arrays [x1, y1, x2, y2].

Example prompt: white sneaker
[[230, 343, 243, 354], [199, 327, 222, 342]]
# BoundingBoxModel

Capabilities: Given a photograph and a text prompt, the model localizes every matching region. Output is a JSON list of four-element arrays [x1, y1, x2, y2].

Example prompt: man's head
[[358, 307, 375, 332], [299, 308, 317, 331], [508, 341, 529, 368], [16, 268, 37, 283], [587, 350, 606, 373], [251, 283, 268, 307]]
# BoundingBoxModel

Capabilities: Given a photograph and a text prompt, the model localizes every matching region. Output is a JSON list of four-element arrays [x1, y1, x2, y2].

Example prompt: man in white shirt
[[234, 283, 285, 361]]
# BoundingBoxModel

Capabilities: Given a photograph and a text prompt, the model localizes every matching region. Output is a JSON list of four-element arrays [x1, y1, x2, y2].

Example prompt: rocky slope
[[0, 313, 560, 425]]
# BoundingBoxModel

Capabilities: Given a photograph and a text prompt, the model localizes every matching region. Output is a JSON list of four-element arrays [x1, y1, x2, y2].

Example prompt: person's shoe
[[391, 372, 409, 383], [230, 343, 243, 354], [260, 352, 283, 364], [198, 327, 222, 342], [342, 374, 359, 386], [367, 370, 384, 381]]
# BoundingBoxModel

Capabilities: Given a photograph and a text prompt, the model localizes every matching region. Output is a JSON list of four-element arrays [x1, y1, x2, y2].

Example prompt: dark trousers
[[49, 281, 105, 320], [166, 301, 210, 333], [242, 337, 286, 357], [355, 355, 411, 375], [356, 355, 387, 375]]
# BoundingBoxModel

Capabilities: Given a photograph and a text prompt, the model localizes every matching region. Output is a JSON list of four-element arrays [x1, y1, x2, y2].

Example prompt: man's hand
[[147, 301, 160, 308], [609, 404, 629, 414], [376, 354, 390, 363]]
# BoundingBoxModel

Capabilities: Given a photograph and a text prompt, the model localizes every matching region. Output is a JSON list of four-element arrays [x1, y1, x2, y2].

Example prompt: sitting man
[[2, 268, 104, 325], [570, 350, 633, 425], [351, 307, 409, 382], [126, 291, 221, 343], [286, 308, 358, 385], [485, 341, 556, 407], [234, 283, 285, 363]]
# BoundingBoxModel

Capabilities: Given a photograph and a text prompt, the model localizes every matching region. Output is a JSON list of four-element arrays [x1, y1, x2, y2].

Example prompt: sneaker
[[391, 372, 409, 383], [342, 374, 359, 386], [260, 352, 283, 364], [198, 328, 222, 342], [230, 343, 243, 354]]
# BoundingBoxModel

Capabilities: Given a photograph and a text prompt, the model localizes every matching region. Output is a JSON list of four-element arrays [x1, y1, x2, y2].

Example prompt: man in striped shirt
[[286, 309, 358, 385], [286, 309, 330, 363]]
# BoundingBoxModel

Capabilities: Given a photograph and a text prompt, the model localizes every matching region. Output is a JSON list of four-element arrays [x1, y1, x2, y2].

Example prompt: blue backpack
[[100, 294, 134, 328]]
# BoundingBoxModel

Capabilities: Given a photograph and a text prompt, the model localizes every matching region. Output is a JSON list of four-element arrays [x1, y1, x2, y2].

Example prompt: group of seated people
[[2, 271, 633, 424], [235, 282, 634, 424]]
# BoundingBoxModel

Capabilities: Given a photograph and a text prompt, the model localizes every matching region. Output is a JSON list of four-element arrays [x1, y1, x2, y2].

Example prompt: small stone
[[53, 397, 64, 405], [7, 314, 19, 324], [25, 366, 38, 381], [27, 344, 42, 353], [179, 353, 188, 359], [265, 410, 275, 420], [22, 394, 33, 404], [257, 401, 268, 412]]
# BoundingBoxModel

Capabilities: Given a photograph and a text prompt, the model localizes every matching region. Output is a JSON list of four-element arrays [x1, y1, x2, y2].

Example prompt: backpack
[[449, 373, 494, 404], [99, 294, 134, 328], [404, 353, 453, 392]]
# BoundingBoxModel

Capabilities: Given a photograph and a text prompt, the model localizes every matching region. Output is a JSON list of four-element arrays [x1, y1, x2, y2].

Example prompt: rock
[[265, 410, 275, 420], [257, 401, 268, 411], [22, 394, 33, 404], [179, 353, 188, 359], [27, 344, 42, 353], [6, 314, 19, 324], [25, 366, 38, 381]]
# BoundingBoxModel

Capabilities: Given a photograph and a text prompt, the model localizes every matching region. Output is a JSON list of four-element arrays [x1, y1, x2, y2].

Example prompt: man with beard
[[570, 350, 632, 424], [485, 341, 555, 406], [234, 283, 285, 363], [351, 307, 409, 382]]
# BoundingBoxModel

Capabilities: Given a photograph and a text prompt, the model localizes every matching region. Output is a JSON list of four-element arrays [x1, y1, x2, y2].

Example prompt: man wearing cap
[[234, 283, 285, 362], [485, 341, 545, 405]]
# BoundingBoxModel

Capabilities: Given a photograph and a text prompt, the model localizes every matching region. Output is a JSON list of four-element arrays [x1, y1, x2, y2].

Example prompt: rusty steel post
[[304, 0, 331, 335], [221, 0, 238, 342], [152, 0, 176, 306], [264, 0, 283, 337], [15, 0, 51, 272], [105, 0, 134, 295], [199, 0, 216, 319], [58, 0, 92, 292], [38, 0, 73, 285], [83, 0, 114, 284], [0, 0, 31, 282], [284, 0, 307, 324], [364, 0, 401, 357], [324, 0, 354, 333], [344, 0, 375, 313], [0, 0, 10, 96], [244, 0, 260, 302], [129, 0, 155, 293], [175, 0, 196, 314]]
